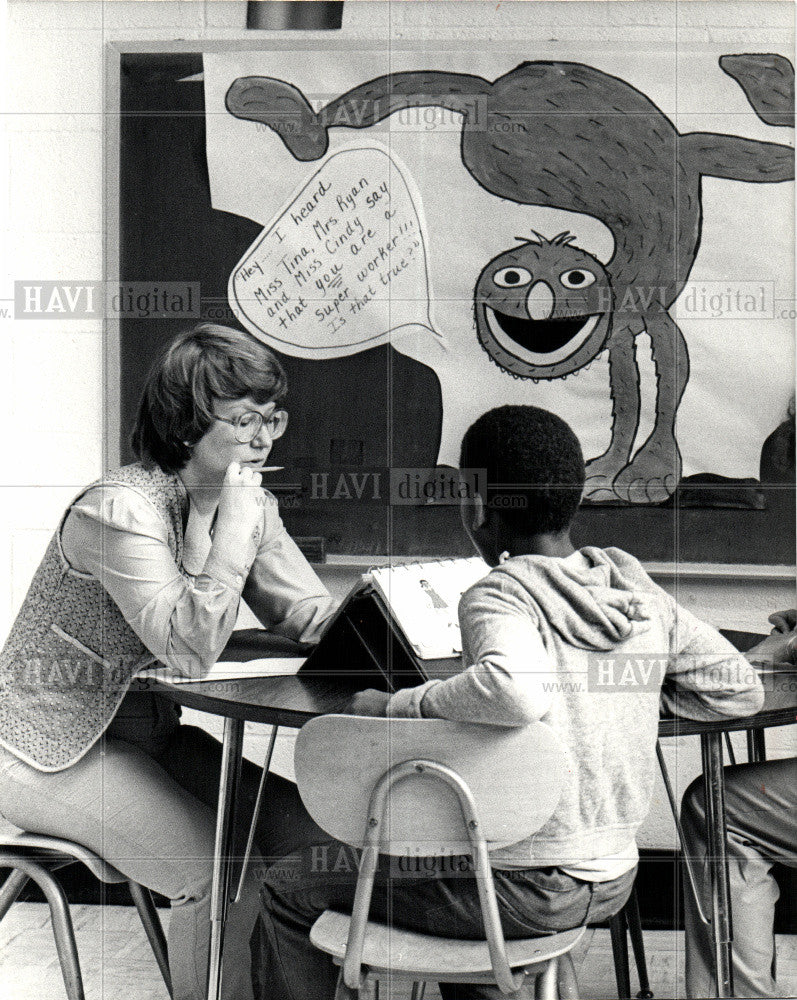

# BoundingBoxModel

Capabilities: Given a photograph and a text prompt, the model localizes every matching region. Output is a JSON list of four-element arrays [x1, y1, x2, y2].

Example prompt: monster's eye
[[560, 269, 596, 289], [493, 267, 532, 288]]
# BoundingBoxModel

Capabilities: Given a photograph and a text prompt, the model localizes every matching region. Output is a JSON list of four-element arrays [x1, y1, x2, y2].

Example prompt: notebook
[[368, 557, 491, 660], [299, 556, 491, 691]]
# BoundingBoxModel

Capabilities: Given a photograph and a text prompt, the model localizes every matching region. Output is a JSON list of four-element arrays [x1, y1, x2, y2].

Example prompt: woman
[[0, 323, 335, 1000]]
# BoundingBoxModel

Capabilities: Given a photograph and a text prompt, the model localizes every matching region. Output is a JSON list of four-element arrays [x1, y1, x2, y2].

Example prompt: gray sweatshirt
[[386, 547, 764, 868]]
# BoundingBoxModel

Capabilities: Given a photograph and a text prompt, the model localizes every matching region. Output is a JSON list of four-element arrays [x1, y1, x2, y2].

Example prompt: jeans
[[0, 691, 327, 1000], [254, 840, 637, 1000], [681, 758, 797, 999]]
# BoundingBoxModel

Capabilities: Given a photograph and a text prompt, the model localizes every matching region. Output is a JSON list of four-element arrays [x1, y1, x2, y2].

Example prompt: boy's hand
[[346, 689, 391, 716]]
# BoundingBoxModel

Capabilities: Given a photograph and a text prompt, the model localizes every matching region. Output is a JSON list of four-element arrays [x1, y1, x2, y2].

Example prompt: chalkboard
[[114, 48, 794, 564]]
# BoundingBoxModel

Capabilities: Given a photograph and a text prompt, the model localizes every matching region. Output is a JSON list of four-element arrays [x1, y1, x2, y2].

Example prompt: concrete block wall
[[1, 0, 794, 849]]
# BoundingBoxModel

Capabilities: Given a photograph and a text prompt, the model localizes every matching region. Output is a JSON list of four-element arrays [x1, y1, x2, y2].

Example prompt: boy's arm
[[385, 577, 556, 725], [661, 602, 765, 721]]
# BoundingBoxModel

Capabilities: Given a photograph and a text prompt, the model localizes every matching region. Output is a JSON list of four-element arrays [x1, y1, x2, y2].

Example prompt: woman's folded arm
[[62, 486, 252, 679]]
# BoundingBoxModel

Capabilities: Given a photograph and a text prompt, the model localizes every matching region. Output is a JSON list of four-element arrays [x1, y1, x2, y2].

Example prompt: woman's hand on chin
[[214, 461, 266, 549]]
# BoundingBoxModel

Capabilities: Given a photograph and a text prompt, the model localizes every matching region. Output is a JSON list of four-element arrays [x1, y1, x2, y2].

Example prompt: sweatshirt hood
[[493, 546, 653, 651]]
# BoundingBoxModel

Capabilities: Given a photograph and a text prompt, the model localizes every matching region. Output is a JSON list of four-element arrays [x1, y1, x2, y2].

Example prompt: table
[[152, 630, 797, 1000], [657, 630, 797, 1000]]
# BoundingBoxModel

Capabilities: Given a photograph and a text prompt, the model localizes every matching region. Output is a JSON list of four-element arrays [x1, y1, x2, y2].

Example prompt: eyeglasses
[[214, 408, 289, 444]]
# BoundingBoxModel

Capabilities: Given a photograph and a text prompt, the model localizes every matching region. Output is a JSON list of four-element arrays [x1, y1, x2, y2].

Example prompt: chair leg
[[624, 886, 654, 999], [536, 957, 559, 1000], [410, 983, 426, 1000], [334, 966, 360, 999], [128, 880, 173, 996], [0, 868, 30, 923], [609, 910, 632, 1000], [3, 856, 85, 1000], [557, 951, 580, 999]]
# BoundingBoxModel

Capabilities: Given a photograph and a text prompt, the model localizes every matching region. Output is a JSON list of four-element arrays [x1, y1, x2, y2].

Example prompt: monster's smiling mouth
[[484, 305, 601, 367]]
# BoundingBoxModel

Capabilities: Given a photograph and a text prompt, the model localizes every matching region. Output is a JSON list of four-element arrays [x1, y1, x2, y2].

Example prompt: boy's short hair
[[459, 405, 585, 533], [131, 323, 287, 472]]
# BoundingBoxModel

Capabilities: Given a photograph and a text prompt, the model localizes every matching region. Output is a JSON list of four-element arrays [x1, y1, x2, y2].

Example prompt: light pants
[[681, 758, 797, 999], [0, 692, 326, 1000]]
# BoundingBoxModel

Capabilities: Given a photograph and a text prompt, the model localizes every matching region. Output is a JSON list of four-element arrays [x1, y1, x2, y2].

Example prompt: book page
[[370, 557, 490, 659]]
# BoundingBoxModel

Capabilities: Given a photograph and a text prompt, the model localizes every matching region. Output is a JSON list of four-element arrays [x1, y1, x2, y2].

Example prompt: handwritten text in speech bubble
[[228, 145, 444, 359]]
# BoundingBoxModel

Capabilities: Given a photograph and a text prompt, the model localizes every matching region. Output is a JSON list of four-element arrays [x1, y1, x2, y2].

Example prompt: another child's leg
[[681, 758, 797, 999]]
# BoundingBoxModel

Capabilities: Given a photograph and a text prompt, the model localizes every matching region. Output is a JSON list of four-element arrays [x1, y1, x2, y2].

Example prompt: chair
[[294, 714, 586, 999], [0, 831, 172, 1000], [608, 884, 654, 1000]]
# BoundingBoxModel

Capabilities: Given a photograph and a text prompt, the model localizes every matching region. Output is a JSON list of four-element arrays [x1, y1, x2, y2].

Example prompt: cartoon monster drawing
[[225, 55, 794, 503], [473, 231, 612, 382]]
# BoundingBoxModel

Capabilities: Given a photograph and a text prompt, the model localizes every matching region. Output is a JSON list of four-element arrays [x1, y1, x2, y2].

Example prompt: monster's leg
[[682, 54, 793, 182], [225, 72, 491, 161], [719, 53, 794, 128], [613, 310, 688, 504], [583, 324, 641, 502], [681, 133, 794, 184]]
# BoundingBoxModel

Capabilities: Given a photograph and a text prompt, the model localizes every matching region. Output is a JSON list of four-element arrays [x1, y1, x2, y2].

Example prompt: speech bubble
[[228, 144, 444, 359]]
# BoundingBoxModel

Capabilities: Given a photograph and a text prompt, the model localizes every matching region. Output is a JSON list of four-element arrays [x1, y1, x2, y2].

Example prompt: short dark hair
[[459, 405, 585, 534], [131, 323, 288, 473]]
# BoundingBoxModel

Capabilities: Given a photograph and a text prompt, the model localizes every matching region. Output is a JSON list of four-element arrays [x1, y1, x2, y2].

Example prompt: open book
[[368, 556, 491, 660]]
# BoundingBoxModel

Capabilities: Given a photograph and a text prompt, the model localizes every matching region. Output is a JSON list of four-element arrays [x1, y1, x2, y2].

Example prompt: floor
[[0, 902, 795, 999]]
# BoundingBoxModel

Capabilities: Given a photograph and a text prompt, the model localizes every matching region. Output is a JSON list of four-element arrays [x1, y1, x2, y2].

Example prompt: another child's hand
[[747, 610, 797, 669], [768, 609, 797, 634], [346, 689, 391, 716]]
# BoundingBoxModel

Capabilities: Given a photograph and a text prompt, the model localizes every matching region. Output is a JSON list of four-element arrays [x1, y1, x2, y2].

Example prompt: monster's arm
[[681, 54, 794, 183], [226, 71, 491, 161]]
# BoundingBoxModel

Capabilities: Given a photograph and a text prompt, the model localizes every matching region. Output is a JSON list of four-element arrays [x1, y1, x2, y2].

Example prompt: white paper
[[137, 658, 306, 685], [204, 46, 794, 485], [370, 556, 490, 659]]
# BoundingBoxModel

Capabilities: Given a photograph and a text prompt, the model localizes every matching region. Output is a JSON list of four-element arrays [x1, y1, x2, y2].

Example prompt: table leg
[[233, 725, 279, 904], [701, 732, 734, 998], [746, 729, 767, 763], [207, 716, 245, 1000], [656, 741, 710, 926]]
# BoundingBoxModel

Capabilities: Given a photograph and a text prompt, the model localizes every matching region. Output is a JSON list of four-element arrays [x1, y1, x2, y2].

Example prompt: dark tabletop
[[145, 629, 364, 727], [148, 628, 797, 735]]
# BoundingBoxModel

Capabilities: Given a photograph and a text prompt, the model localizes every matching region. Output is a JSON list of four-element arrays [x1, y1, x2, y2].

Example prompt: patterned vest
[[0, 464, 186, 771]]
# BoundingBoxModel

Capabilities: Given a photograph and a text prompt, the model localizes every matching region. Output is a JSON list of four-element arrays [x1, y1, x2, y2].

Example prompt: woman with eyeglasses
[[0, 323, 336, 1000]]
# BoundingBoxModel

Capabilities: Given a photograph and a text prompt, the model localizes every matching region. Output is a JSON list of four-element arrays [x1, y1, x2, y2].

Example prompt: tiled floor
[[0, 902, 795, 999]]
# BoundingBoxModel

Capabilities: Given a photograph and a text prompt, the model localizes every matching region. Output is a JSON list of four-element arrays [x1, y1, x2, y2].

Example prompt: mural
[[204, 49, 795, 505]]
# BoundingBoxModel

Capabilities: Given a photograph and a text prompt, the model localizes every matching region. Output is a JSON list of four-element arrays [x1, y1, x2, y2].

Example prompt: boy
[[255, 405, 764, 1000]]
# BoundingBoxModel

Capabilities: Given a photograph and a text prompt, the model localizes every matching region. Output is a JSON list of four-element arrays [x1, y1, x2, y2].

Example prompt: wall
[[1, 0, 794, 851]]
